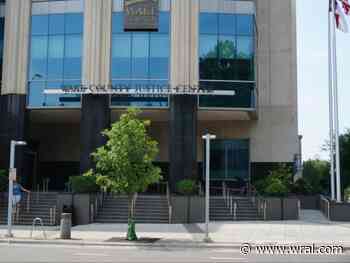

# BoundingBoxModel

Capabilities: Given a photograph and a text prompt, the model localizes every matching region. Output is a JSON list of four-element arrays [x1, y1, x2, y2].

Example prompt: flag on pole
[[333, 0, 350, 32]]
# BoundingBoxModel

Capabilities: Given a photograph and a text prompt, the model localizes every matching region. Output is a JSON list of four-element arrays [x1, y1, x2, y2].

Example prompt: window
[[199, 11, 255, 108], [111, 11, 170, 107], [28, 1, 83, 107]]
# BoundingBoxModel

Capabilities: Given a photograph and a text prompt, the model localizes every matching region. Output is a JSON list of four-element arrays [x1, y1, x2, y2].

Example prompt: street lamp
[[6, 140, 27, 238], [202, 133, 216, 242]]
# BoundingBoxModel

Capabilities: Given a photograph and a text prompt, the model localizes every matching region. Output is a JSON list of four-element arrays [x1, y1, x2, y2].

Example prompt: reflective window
[[199, 12, 255, 108], [28, 3, 83, 108], [0, 16, 4, 85], [111, 11, 170, 107]]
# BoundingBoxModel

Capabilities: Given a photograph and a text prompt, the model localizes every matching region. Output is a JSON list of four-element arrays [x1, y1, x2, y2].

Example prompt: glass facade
[[28, 0, 84, 107], [208, 139, 249, 182], [199, 11, 255, 108], [111, 11, 170, 107], [0, 2, 5, 88]]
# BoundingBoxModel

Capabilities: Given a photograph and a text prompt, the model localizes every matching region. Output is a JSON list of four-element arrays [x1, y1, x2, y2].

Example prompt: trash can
[[62, 205, 75, 226], [60, 213, 72, 239]]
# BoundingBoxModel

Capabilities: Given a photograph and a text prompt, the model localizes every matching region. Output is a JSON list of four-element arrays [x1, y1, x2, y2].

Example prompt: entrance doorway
[[208, 139, 250, 190]]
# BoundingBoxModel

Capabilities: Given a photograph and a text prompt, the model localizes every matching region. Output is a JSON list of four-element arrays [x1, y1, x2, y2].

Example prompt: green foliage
[[345, 187, 350, 202], [0, 170, 8, 192], [90, 108, 162, 195], [302, 159, 330, 194], [176, 179, 197, 196], [264, 177, 289, 197], [88, 108, 161, 240], [255, 165, 292, 197], [69, 174, 99, 193], [292, 178, 313, 195], [340, 130, 350, 190]]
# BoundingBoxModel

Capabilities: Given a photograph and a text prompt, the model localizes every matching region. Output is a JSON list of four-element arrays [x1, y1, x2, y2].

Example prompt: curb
[[0, 239, 241, 249]]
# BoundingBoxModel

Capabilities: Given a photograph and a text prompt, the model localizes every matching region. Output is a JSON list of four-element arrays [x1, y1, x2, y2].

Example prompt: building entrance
[[208, 139, 250, 189]]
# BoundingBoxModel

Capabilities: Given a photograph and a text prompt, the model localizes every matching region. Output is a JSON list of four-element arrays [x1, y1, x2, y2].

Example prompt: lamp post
[[202, 133, 216, 242], [6, 140, 27, 238]]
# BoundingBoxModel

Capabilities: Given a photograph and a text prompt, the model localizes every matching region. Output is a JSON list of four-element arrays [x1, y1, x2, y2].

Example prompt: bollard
[[60, 213, 72, 239]]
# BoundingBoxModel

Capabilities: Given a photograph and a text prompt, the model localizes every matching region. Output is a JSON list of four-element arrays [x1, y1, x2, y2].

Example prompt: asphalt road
[[0, 244, 349, 263]]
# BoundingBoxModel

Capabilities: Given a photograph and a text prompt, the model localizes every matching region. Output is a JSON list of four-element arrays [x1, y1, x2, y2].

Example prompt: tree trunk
[[127, 193, 137, 241]]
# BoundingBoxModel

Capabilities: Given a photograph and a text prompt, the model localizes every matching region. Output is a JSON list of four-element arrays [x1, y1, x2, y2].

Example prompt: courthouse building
[[0, 0, 298, 192]]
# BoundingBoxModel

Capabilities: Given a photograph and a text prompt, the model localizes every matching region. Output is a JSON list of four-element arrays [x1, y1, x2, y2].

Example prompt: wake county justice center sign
[[124, 0, 159, 31], [43, 84, 236, 97]]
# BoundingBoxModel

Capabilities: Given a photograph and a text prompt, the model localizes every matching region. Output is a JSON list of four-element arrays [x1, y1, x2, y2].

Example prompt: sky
[[297, 0, 350, 160]]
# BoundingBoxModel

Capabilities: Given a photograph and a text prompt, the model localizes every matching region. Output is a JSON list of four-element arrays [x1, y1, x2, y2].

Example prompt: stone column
[[80, 0, 112, 173], [169, 0, 199, 192], [0, 0, 31, 174]]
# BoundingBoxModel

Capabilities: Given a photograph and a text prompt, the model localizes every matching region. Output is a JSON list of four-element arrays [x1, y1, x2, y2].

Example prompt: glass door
[[208, 139, 249, 185]]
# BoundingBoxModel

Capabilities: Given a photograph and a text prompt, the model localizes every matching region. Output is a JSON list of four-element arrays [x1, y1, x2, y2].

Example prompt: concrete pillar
[[80, 0, 112, 173], [169, 0, 199, 191], [0, 0, 31, 176], [80, 95, 110, 173]]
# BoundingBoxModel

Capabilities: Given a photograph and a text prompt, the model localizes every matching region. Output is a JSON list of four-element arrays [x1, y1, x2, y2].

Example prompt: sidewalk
[[0, 210, 350, 248]]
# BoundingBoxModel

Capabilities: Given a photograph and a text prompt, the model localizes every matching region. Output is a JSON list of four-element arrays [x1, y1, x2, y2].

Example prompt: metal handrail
[[320, 195, 331, 219], [166, 182, 172, 224], [233, 201, 237, 220]]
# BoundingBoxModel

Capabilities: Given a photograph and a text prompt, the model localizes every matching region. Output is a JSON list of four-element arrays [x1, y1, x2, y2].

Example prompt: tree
[[87, 108, 162, 241], [322, 129, 350, 193], [340, 129, 350, 190], [302, 159, 330, 194], [255, 165, 292, 197]]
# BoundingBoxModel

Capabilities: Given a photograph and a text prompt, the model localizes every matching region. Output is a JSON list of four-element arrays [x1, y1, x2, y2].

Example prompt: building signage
[[124, 0, 159, 31], [43, 84, 236, 97]]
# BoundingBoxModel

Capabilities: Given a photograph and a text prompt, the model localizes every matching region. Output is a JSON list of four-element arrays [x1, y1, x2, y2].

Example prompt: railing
[[222, 184, 237, 220], [320, 195, 331, 220], [49, 205, 57, 225], [166, 182, 172, 224]]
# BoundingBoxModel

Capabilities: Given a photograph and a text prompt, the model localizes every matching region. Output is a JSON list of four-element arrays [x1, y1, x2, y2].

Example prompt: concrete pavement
[[0, 243, 349, 263], [0, 210, 349, 248]]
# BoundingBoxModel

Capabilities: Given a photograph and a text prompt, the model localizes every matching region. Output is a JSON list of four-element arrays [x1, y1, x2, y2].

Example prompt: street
[[0, 244, 349, 263]]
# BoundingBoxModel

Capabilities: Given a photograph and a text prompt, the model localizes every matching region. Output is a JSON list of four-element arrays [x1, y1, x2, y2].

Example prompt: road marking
[[210, 257, 248, 261], [74, 253, 110, 257]]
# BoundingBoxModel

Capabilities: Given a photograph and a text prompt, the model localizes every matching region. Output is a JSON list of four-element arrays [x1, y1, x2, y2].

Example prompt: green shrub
[[0, 170, 8, 192], [264, 177, 289, 197], [255, 165, 292, 197], [345, 187, 350, 202], [293, 178, 313, 195], [176, 179, 197, 195], [69, 175, 99, 193]]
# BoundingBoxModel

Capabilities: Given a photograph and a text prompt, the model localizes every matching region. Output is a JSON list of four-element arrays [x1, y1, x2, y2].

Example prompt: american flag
[[333, 0, 350, 32]]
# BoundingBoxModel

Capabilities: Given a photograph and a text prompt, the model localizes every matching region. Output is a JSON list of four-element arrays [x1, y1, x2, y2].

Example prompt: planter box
[[170, 196, 205, 223], [294, 195, 319, 210], [264, 197, 282, 220], [57, 193, 101, 226], [263, 197, 300, 220], [330, 202, 350, 221], [283, 197, 299, 220]]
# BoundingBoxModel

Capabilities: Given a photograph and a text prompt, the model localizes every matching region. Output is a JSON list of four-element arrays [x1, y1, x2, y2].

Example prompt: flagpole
[[328, 1, 336, 201], [331, 0, 342, 202]]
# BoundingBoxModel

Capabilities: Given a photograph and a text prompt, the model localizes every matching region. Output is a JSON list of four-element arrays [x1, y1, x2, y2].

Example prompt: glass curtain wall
[[209, 139, 249, 184], [28, 0, 84, 108], [111, 0, 170, 107], [0, 2, 5, 91], [198, 0, 255, 108]]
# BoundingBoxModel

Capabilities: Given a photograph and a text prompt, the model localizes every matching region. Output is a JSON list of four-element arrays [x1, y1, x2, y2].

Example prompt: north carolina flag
[[333, 0, 350, 32]]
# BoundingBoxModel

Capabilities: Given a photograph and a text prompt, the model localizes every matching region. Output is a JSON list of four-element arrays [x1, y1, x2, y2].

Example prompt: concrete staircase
[[95, 195, 169, 224], [210, 197, 262, 221], [0, 193, 58, 226]]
